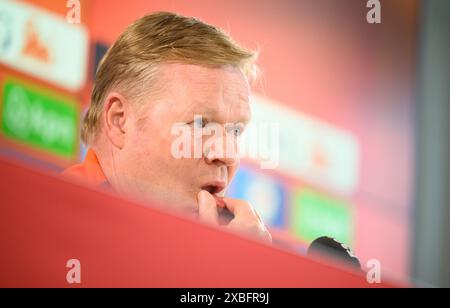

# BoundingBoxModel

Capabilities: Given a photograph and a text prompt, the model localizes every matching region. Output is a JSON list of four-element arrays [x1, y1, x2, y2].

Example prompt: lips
[[200, 181, 226, 196]]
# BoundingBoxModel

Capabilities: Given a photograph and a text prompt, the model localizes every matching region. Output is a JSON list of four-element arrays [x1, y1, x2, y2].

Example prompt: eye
[[189, 117, 207, 129], [226, 124, 245, 137]]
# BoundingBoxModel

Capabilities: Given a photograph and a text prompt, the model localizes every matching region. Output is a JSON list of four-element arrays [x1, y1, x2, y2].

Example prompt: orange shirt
[[61, 149, 109, 187]]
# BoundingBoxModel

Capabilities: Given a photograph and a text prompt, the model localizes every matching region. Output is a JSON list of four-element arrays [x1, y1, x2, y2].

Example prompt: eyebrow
[[190, 107, 250, 125]]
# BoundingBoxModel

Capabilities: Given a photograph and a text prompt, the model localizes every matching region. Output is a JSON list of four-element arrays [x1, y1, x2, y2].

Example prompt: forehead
[[150, 63, 251, 123]]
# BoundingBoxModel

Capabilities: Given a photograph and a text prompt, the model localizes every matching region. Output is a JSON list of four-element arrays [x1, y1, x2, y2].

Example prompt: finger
[[226, 217, 272, 244], [213, 195, 226, 209], [197, 190, 219, 225], [221, 197, 255, 218]]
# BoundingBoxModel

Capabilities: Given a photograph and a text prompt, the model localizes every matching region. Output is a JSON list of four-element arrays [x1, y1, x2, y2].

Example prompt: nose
[[203, 133, 238, 167]]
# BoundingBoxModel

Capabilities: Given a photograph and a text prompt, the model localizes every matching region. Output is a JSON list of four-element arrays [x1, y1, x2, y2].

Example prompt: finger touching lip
[[213, 194, 226, 208], [200, 181, 227, 196]]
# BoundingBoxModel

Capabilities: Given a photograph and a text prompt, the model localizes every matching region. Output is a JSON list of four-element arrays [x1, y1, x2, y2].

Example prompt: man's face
[[114, 64, 251, 215]]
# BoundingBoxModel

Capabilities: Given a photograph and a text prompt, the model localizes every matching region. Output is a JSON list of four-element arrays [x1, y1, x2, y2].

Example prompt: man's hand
[[197, 190, 272, 244]]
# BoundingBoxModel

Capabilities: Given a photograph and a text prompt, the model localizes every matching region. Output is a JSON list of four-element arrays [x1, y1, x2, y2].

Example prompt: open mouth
[[201, 184, 224, 195], [200, 184, 227, 209]]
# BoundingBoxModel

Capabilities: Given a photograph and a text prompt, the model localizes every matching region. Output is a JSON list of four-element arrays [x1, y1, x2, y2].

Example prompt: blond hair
[[81, 11, 258, 144]]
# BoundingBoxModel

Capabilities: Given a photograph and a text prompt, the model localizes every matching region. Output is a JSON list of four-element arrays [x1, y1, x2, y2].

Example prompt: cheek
[[127, 119, 199, 176], [124, 129, 160, 172], [138, 130, 190, 170]]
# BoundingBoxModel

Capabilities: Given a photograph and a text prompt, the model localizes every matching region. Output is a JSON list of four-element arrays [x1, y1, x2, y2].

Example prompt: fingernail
[[213, 195, 226, 208]]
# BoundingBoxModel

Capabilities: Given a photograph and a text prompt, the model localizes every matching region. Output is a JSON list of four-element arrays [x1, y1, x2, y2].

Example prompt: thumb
[[197, 190, 219, 225]]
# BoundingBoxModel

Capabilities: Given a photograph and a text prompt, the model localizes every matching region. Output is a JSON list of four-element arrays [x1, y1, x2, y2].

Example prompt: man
[[62, 12, 271, 243]]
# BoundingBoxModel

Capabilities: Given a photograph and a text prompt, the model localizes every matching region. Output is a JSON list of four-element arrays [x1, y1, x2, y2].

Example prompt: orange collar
[[61, 149, 108, 187]]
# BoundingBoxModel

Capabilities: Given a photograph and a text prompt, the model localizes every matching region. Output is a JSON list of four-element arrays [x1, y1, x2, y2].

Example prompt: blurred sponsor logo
[[22, 19, 51, 64], [0, 11, 12, 52], [1, 78, 79, 158], [250, 94, 360, 196], [291, 188, 353, 245], [227, 166, 286, 228], [0, 0, 88, 91]]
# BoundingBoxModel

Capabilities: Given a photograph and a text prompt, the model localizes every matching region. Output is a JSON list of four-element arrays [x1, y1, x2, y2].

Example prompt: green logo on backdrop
[[1, 79, 79, 158], [292, 188, 353, 245]]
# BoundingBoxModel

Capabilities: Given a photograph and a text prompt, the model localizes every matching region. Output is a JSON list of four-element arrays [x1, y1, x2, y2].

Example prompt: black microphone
[[307, 236, 361, 270]]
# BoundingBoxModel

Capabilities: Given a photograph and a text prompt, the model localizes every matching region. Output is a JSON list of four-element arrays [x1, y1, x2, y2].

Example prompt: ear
[[103, 92, 129, 149]]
